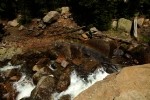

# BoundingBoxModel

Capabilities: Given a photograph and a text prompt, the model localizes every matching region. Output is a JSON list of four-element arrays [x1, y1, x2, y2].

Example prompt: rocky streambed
[[0, 39, 115, 100], [0, 38, 150, 100]]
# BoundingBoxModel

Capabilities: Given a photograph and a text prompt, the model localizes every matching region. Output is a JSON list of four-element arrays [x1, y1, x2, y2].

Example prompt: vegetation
[[0, 0, 150, 30]]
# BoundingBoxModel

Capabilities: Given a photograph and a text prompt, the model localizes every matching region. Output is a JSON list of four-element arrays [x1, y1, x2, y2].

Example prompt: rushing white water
[[13, 74, 35, 100], [0, 62, 108, 100], [0, 62, 21, 71], [52, 68, 109, 100], [0, 63, 35, 100]]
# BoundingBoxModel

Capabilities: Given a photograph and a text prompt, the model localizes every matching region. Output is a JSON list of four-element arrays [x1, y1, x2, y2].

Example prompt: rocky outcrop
[[75, 64, 150, 100], [43, 11, 60, 23]]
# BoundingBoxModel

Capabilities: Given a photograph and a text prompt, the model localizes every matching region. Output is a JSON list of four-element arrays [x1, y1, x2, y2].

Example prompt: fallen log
[[52, 26, 86, 36], [94, 32, 148, 47]]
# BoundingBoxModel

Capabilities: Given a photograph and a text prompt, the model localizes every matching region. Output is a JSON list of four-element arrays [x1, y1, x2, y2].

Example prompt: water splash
[[52, 68, 108, 100], [13, 74, 35, 100], [0, 62, 21, 72], [0, 62, 35, 100]]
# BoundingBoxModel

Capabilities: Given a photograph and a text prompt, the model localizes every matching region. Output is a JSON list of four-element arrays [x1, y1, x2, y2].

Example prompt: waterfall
[[134, 17, 138, 38], [52, 68, 109, 100]]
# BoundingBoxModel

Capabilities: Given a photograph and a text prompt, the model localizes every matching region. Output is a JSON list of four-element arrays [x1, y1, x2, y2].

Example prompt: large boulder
[[118, 18, 132, 33], [56, 67, 72, 92], [75, 64, 150, 100], [86, 39, 110, 57], [43, 11, 60, 23]]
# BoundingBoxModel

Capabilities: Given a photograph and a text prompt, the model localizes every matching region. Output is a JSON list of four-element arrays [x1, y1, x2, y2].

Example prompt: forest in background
[[0, 0, 150, 30]]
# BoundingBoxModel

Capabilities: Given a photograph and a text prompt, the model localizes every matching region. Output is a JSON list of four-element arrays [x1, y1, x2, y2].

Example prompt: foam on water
[[13, 74, 35, 100], [0, 62, 21, 71], [0, 62, 35, 100], [52, 68, 109, 100]]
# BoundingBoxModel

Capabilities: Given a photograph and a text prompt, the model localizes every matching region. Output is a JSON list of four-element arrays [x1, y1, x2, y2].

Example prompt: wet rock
[[113, 49, 124, 56], [20, 97, 30, 100], [53, 43, 71, 60], [72, 58, 82, 66], [102, 62, 118, 73], [31, 76, 56, 100], [76, 58, 99, 78], [32, 67, 52, 84], [108, 40, 118, 57], [20, 52, 49, 74], [0, 73, 5, 82], [56, 67, 72, 92], [56, 55, 66, 63], [9, 76, 21, 81], [75, 64, 150, 100], [0, 82, 17, 100], [43, 11, 60, 23], [86, 39, 110, 57], [59, 94, 71, 100], [11, 54, 24, 65], [129, 45, 148, 64], [70, 44, 82, 60], [118, 18, 132, 33], [3, 68, 20, 78], [33, 58, 51, 72], [49, 60, 58, 71]]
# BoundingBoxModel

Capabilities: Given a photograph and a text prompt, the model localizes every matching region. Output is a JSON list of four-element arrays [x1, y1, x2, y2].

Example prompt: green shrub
[[18, 15, 32, 25]]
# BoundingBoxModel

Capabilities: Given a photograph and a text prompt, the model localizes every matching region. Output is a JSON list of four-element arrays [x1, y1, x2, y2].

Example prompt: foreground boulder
[[75, 64, 150, 100]]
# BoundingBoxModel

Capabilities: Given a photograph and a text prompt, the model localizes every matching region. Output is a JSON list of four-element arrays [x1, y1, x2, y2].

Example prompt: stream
[[0, 40, 138, 100]]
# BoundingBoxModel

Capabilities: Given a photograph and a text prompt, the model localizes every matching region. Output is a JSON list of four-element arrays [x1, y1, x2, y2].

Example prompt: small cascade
[[0, 62, 21, 72], [0, 63, 35, 100], [52, 68, 108, 100], [13, 74, 35, 100]]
